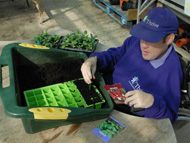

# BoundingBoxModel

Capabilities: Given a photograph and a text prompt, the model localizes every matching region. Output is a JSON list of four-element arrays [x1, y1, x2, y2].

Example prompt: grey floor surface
[[0, 0, 131, 48]]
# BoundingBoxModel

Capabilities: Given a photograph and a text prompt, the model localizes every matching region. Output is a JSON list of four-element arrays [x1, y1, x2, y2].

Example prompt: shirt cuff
[[144, 93, 161, 117]]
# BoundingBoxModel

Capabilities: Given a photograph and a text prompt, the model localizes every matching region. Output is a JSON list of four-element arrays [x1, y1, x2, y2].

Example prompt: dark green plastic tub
[[0, 43, 114, 134]]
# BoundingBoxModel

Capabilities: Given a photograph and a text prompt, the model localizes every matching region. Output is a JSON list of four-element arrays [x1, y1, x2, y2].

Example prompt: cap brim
[[130, 24, 166, 43]]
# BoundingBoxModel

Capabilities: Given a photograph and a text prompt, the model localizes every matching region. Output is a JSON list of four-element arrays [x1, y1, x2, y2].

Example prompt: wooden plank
[[127, 8, 151, 21], [156, 2, 164, 7]]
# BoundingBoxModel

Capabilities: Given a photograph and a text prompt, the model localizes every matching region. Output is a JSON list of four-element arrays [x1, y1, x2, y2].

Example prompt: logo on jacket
[[129, 76, 142, 90]]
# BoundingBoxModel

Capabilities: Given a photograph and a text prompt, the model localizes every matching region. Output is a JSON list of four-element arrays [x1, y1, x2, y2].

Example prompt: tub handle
[[19, 43, 50, 49], [29, 107, 71, 119]]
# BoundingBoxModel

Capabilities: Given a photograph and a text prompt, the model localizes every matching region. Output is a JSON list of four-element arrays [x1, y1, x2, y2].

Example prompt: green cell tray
[[24, 80, 105, 109]]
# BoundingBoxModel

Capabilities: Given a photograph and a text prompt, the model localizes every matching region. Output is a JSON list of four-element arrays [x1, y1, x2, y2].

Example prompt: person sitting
[[81, 7, 183, 123]]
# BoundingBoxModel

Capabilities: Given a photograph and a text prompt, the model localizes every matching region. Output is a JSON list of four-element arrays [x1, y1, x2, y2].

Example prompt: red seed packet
[[104, 83, 126, 104]]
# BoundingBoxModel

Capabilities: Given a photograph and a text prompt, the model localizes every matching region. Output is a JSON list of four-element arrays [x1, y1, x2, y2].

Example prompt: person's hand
[[81, 56, 98, 84], [124, 90, 154, 109]]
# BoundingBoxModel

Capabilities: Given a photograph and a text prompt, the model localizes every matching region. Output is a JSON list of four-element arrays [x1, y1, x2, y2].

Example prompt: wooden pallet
[[92, 0, 150, 26]]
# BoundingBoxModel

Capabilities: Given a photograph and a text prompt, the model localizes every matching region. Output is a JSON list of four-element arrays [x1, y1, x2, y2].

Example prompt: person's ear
[[166, 33, 175, 45]]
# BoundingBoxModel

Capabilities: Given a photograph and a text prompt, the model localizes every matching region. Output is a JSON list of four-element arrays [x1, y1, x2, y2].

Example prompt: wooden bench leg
[[31, 0, 43, 23], [26, 0, 30, 7]]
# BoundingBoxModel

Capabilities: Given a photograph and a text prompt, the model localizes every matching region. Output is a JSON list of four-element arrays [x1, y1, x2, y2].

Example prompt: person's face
[[140, 38, 169, 61]]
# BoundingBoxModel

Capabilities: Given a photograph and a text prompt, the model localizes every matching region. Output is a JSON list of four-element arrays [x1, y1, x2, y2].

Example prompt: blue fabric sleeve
[[143, 68, 182, 123], [89, 37, 132, 72]]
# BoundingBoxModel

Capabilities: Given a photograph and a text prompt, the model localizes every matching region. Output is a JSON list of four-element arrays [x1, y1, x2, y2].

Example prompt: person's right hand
[[81, 56, 98, 84]]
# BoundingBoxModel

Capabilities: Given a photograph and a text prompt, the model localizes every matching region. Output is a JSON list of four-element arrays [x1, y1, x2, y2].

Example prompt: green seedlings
[[33, 29, 61, 48], [61, 30, 98, 51], [32, 29, 98, 52]]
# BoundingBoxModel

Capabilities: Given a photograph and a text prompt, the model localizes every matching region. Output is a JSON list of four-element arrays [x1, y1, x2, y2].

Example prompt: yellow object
[[19, 43, 50, 49], [29, 107, 71, 119]]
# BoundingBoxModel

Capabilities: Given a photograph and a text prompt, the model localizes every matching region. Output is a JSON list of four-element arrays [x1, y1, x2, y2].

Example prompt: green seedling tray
[[24, 79, 105, 109]]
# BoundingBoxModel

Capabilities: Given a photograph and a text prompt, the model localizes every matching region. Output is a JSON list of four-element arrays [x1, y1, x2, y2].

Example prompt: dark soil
[[74, 80, 102, 105], [16, 59, 103, 107]]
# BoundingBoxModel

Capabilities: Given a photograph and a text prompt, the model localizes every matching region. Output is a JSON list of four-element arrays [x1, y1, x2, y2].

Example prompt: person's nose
[[141, 40, 149, 48]]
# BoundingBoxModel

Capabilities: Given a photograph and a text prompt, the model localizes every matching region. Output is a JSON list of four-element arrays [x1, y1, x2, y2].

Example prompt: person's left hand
[[124, 90, 154, 109]]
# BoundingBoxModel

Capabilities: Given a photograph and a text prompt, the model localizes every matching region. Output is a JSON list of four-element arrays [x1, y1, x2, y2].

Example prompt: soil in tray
[[74, 80, 102, 105], [16, 59, 103, 107]]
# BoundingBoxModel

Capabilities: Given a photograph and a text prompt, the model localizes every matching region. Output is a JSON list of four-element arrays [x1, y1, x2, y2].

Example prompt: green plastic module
[[24, 80, 105, 109]]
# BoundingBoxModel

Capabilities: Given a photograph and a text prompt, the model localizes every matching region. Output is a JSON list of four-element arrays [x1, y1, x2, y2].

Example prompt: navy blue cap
[[130, 7, 178, 43]]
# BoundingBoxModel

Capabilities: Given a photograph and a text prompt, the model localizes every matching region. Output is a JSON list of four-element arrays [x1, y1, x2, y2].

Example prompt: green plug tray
[[24, 80, 105, 109]]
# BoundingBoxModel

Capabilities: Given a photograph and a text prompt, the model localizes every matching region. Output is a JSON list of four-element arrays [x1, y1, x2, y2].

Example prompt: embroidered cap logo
[[143, 16, 148, 22], [143, 15, 159, 28]]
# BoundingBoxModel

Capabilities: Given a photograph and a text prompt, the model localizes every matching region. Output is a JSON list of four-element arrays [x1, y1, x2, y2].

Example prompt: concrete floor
[[0, 0, 131, 48], [0, 0, 133, 143]]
